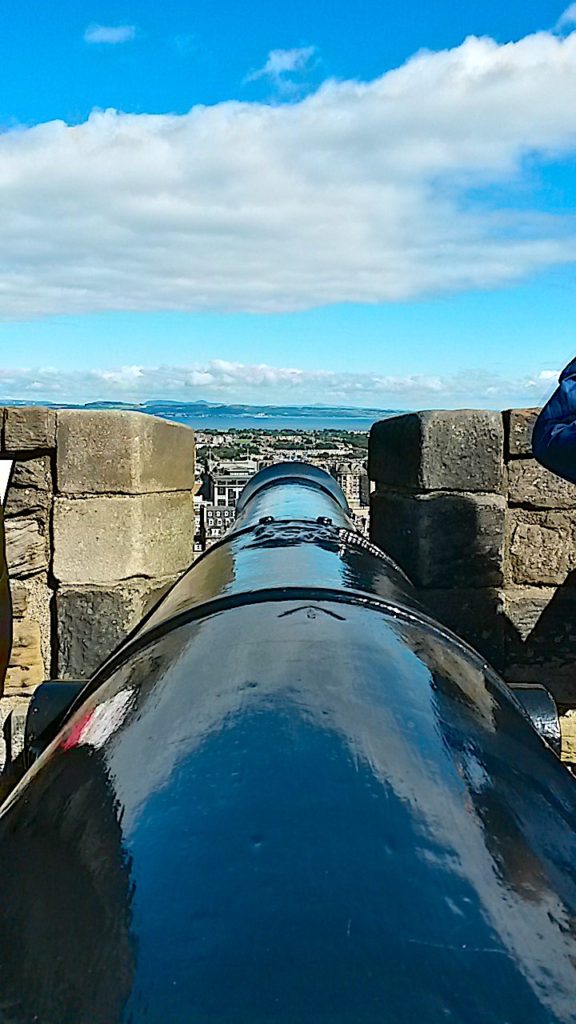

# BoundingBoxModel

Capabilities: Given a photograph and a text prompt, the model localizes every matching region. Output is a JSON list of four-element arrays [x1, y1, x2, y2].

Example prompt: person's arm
[[532, 358, 576, 485]]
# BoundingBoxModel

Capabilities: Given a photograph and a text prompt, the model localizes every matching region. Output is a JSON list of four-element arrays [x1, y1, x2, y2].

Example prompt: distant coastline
[[0, 399, 401, 432]]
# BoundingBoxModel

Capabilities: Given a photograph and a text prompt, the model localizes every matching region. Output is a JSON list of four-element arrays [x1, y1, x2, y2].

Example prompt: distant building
[[195, 459, 259, 551], [193, 493, 205, 554], [331, 463, 370, 509], [196, 454, 373, 551], [206, 460, 258, 508], [200, 504, 236, 547]]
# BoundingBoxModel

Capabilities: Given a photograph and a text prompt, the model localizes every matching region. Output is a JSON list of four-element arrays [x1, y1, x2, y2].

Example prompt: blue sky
[[0, 0, 574, 407]]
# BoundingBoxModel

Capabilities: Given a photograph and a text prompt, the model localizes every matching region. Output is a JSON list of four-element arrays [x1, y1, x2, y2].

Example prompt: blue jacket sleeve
[[532, 358, 576, 484]]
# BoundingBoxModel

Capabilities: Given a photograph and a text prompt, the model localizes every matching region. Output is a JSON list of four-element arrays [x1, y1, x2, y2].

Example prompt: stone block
[[10, 456, 51, 492], [10, 582, 28, 618], [53, 492, 194, 584], [504, 408, 539, 457], [369, 410, 504, 493], [4, 577, 50, 679], [3, 407, 56, 453], [560, 710, 576, 763], [5, 618, 44, 692], [505, 663, 576, 709], [506, 510, 576, 586], [370, 490, 505, 588], [17, 575, 52, 671], [57, 410, 195, 495], [5, 517, 49, 578], [4, 487, 51, 519], [57, 578, 176, 678], [503, 586, 558, 645], [0, 695, 30, 773], [422, 588, 505, 670], [4, 456, 52, 518], [502, 587, 576, 704], [507, 458, 576, 509]]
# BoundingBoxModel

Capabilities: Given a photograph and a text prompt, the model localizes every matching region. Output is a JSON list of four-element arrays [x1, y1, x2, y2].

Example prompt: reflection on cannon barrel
[[1, 463, 576, 1023]]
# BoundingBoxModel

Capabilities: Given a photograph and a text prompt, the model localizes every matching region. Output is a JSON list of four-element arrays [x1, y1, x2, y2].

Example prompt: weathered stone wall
[[2, 407, 56, 694], [369, 408, 576, 707], [0, 407, 195, 770]]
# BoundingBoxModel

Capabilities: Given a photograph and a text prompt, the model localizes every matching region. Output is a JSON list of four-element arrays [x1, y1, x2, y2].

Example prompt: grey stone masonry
[[369, 410, 504, 493], [57, 578, 175, 679], [5, 517, 49, 578], [505, 408, 539, 457], [53, 492, 194, 585], [371, 490, 506, 589], [370, 407, 576, 705], [3, 406, 56, 453], [507, 510, 576, 586], [0, 406, 196, 698], [503, 587, 576, 705], [507, 459, 576, 509], [1, 409, 55, 697], [57, 410, 195, 495]]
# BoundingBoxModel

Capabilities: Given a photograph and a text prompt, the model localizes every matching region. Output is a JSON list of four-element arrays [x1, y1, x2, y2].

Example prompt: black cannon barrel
[[232, 460, 351, 526], [120, 461, 423, 657], [1, 464, 576, 1023]]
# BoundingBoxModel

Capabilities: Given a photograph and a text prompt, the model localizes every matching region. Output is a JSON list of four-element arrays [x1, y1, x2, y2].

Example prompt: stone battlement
[[2, 403, 575, 778], [369, 408, 576, 706], [1, 406, 195, 696]]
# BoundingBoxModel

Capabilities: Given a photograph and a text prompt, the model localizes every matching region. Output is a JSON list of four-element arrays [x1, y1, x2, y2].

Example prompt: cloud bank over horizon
[[0, 27, 575, 319], [0, 361, 558, 408]]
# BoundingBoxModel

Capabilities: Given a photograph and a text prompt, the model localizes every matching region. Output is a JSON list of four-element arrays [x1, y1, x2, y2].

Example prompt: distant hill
[[0, 398, 401, 430]]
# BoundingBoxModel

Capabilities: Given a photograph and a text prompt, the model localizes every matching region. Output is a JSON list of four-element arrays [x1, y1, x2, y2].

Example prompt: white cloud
[[245, 46, 317, 87], [0, 28, 575, 319], [556, 4, 576, 30], [84, 24, 136, 45], [0, 361, 559, 407]]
